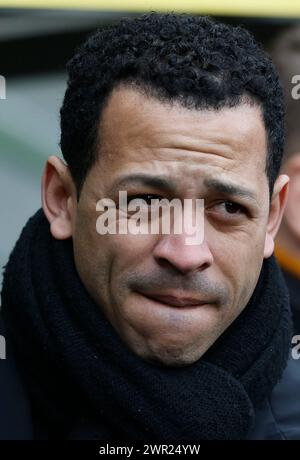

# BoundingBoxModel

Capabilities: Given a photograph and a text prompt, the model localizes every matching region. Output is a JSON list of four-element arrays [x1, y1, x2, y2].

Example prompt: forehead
[[95, 85, 268, 194]]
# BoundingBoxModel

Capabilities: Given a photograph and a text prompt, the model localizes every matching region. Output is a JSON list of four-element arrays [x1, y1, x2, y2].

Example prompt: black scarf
[[1, 209, 292, 440]]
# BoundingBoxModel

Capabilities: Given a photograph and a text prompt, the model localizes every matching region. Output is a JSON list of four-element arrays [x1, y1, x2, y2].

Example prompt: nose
[[153, 232, 214, 275]]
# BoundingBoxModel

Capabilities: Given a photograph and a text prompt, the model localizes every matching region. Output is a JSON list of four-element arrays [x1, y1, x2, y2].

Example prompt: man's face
[[72, 86, 271, 366]]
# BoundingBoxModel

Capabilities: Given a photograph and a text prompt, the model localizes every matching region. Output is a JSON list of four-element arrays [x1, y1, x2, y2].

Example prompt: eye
[[207, 200, 248, 219], [222, 201, 245, 214]]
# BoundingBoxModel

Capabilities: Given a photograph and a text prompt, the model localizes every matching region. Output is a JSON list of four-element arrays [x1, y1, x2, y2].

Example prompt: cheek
[[73, 207, 113, 303], [209, 228, 265, 310], [74, 214, 158, 302], [108, 233, 158, 280]]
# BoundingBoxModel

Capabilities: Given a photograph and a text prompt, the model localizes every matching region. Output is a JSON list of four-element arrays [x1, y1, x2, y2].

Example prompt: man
[[271, 25, 300, 333], [0, 13, 299, 440]]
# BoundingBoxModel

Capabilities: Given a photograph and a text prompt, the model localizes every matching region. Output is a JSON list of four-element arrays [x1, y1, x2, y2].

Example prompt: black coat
[[0, 317, 32, 439], [0, 312, 299, 440], [248, 356, 300, 439]]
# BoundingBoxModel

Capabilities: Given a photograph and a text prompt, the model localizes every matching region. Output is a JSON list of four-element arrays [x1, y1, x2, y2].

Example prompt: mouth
[[139, 292, 209, 308]]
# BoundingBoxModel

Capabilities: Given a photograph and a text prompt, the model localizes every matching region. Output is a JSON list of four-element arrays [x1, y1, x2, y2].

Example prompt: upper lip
[[140, 292, 208, 307]]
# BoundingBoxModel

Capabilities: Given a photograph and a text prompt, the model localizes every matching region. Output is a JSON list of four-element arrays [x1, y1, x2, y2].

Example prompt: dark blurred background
[[0, 1, 299, 283]]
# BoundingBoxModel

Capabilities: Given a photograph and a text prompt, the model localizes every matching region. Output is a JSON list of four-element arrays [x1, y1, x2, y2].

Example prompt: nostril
[[156, 257, 182, 274], [156, 256, 210, 276]]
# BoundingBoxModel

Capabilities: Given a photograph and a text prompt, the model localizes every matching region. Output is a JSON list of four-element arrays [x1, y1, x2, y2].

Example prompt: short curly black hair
[[60, 12, 285, 197]]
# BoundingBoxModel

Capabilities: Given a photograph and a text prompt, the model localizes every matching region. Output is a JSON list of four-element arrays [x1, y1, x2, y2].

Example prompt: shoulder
[[248, 356, 300, 440], [0, 314, 33, 439]]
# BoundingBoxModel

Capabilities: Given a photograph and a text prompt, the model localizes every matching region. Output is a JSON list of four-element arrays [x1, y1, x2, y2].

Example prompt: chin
[[136, 342, 208, 367]]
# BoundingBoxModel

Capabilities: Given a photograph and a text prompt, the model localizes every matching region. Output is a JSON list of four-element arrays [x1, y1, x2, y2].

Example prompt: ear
[[264, 174, 289, 258], [280, 154, 300, 242], [41, 155, 77, 240]]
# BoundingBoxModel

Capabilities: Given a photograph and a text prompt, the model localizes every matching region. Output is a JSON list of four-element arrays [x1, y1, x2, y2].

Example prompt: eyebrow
[[109, 173, 176, 194], [203, 178, 258, 203], [109, 173, 258, 204]]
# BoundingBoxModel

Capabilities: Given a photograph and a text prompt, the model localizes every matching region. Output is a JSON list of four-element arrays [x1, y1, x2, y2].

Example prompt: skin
[[42, 85, 289, 367]]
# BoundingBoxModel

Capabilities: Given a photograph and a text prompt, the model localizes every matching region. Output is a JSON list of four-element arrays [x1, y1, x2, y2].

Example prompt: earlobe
[[41, 155, 76, 240], [264, 234, 275, 259], [264, 174, 289, 258]]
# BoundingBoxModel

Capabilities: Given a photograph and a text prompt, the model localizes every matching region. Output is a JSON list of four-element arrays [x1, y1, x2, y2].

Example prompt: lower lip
[[140, 293, 207, 309]]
